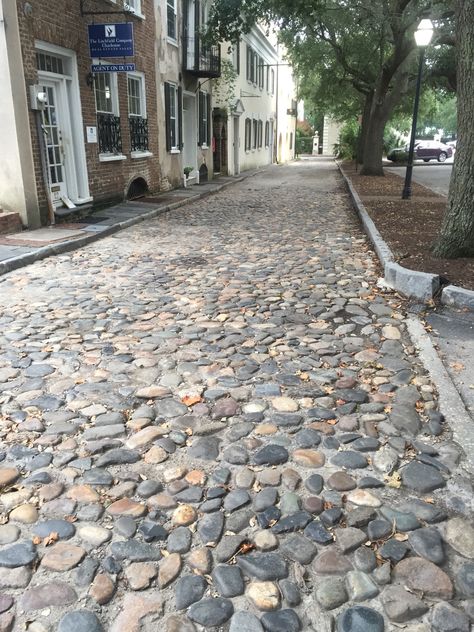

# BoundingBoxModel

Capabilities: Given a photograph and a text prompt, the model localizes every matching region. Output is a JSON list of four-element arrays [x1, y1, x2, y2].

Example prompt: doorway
[[233, 116, 240, 175], [182, 93, 197, 175], [213, 109, 227, 175], [40, 79, 68, 205], [36, 42, 90, 208]]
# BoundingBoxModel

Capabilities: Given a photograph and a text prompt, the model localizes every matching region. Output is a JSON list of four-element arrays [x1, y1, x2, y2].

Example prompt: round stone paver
[[0, 160, 470, 631]]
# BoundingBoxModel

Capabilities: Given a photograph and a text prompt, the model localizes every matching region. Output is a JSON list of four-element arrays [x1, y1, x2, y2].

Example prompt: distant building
[[322, 116, 343, 156], [212, 25, 296, 176]]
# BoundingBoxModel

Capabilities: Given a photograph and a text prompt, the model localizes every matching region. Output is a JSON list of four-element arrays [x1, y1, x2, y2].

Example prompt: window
[[258, 120, 263, 148], [266, 66, 269, 92], [247, 45, 261, 84], [245, 118, 252, 151], [36, 52, 64, 74], [95, 74, 114, 113], [198, 91, 211, 146], [128, 74, 145, 117], [128, 73, 148, 152], [233, 40, 240, 75], [167, 0, 177, 39], [124, 0, 142, 15], [265, 121, 270, 147], [258, 56, 264, 89], [95, 73, 122, 154], [164, 82, 182, 151], [271, 69, 275, 95], [252, 119, 257, 149]]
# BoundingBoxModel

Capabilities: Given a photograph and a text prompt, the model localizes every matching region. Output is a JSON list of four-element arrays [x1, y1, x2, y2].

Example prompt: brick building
[[0, 0, 160, 227]]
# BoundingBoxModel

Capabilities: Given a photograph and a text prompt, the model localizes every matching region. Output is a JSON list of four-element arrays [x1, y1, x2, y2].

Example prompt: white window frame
[[93, 67, 125, 160], [127, 71, 146, 118], [168, 82, 180, 152], [167, 0, 177, 42], [93, 68, 119, 116], [199, 91, 210, 149]]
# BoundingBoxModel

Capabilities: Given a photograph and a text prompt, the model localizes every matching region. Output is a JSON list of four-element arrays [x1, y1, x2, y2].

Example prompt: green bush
[[334, 120, 359, 160]]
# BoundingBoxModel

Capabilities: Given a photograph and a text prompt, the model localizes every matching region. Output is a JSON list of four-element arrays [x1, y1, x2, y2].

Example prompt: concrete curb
[[338, 163, 473, 310], [441, 285, 474, 310], [406, 316, 474, 475], [0, 169, 262, 278]]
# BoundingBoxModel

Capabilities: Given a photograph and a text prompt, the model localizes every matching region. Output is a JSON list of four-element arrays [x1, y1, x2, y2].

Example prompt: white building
[[212, 25, 296, 176], [322, 116, 343, 156]]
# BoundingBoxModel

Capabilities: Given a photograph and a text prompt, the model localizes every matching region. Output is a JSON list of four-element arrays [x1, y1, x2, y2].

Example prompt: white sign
[[86, 126, 97, 144]]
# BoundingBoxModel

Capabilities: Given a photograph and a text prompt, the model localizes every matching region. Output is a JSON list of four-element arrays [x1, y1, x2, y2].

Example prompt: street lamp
[[401, 18, 434, 199]]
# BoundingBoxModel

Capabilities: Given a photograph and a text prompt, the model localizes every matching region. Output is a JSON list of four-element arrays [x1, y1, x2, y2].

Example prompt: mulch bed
[[342, 163, 474, 292]]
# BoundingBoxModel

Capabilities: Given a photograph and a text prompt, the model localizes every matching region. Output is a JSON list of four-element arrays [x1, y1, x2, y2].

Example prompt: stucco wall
[[0, 0, 38, 226]]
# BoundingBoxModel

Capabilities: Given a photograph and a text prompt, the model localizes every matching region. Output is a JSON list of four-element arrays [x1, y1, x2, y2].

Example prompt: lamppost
[[401, 18, 434, 199]]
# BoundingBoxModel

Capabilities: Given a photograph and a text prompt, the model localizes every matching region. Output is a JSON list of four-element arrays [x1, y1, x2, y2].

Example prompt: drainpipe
[[275, 61, 279, 163], [35, 111, 55, 225]]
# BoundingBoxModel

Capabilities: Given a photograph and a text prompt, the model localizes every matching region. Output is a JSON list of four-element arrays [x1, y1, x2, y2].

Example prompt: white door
[[182, 94, 197, 172], [233, 116, 240, 175], [41, 79, 68, 205]]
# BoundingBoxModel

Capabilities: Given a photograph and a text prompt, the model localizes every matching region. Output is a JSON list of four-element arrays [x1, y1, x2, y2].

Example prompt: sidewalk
[[0, 169, 263, 275]]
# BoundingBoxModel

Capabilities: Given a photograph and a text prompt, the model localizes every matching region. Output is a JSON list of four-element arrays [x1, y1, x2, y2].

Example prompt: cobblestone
[[0, 161, 471, 630]]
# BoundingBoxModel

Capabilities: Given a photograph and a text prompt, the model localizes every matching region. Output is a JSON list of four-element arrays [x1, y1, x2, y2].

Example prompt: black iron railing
[[183, 36, 221, 78], [97, 113, 122, 154], [129, 116, 149, 152]]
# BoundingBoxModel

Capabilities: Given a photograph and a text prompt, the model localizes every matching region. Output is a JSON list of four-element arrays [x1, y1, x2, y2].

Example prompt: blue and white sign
[[88, 23, 134, 58], [92, 63, 136, 72]]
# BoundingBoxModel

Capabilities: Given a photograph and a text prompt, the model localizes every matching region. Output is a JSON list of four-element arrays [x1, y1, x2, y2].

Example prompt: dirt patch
[[342, 163, 474, 292]]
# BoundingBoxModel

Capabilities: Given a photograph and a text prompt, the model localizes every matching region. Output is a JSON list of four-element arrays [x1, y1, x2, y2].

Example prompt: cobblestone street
[[0, 158, 473, 632]]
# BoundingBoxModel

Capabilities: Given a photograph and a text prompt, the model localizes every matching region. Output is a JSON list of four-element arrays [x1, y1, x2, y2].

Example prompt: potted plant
[[183, 166, 193, 179]]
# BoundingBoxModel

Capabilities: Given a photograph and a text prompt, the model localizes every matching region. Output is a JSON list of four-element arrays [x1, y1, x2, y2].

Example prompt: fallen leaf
[[43, 531, 59, 546], [449, 361, 465, 373], [32, 536, 42, 545], [182, 395, 202, 407], [394, 532, 408, 542], [64, 515, 77, 523], [385, 471, 402, 489]]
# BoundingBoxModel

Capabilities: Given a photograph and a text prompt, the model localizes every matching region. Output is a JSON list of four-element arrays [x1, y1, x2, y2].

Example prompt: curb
[[0, 169, 263, 278], [406, 316, 474, 475], [338, 163, 474, 310]]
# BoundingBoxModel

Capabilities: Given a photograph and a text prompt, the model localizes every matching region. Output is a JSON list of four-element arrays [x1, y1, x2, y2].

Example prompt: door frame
[[232, 115, 240, 176], [36, 41, 91, 205], [182, 90, 197, 173]]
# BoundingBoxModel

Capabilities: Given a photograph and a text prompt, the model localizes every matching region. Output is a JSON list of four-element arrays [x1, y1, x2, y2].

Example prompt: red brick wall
[[0, 212, 23, 235], [17, 0, 161, 224]]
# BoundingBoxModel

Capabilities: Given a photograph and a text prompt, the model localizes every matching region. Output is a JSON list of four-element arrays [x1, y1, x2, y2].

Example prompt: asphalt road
[[386, 162, 453, 197]]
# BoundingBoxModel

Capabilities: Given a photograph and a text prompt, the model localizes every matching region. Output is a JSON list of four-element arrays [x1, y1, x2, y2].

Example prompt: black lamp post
[[401, 19, 434, 200]]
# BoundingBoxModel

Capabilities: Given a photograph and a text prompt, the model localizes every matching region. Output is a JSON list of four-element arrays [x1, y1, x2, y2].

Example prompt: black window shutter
[[236, 40, 240, 75], [206, 93, 211, 146], [164, 82, 171, 152], [178, 85, 183, 149], [198, 91, 204, 146]]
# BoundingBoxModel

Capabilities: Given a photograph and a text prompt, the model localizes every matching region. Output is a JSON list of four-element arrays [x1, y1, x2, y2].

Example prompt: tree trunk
[[359, 104, 387, 176], [433, 0, 474, 258], [357, 92, 373, 165]]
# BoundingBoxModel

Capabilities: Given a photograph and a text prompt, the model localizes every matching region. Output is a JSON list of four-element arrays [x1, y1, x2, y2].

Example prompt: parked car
[[415, 140, 453, 162], [387, 140, 453, 163]]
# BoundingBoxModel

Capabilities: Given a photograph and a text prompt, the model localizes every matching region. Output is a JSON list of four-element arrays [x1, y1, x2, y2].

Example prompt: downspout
[[35, 111, 55, 225], [275, 61, 279, 163]]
